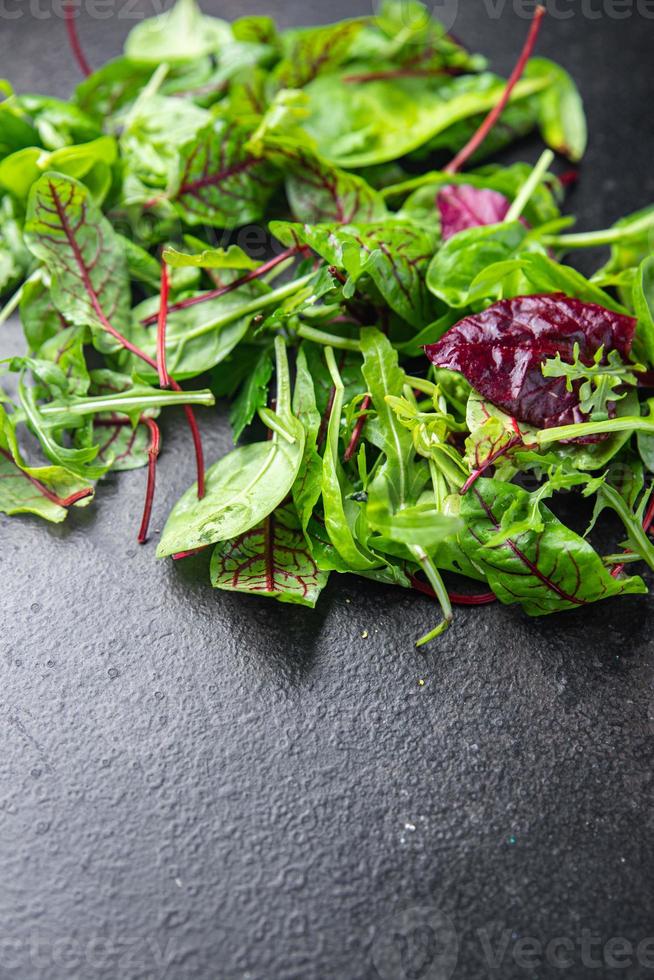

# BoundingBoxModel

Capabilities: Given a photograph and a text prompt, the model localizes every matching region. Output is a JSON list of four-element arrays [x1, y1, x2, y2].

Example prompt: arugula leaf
[[210, 501, 329, 607]]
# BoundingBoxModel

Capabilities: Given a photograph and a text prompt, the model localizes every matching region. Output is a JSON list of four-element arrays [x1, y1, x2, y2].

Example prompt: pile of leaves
[[2, 0, 654, 644]]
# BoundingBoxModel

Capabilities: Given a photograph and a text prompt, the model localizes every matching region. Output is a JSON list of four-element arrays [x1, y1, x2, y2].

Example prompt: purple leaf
[[424, 294, 636, 429], [437, 184, 514, 241]]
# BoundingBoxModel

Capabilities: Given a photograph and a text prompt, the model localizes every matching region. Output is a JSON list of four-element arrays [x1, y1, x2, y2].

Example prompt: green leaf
[[525, 58, 587, 162], [210, 500, 329, 607], [633, 256, 654, 366], [274, 19, 366, 89], [162, 243, 259, 271], [229, 347, 273, 443], [124, 0, 232, 64], [23, 173, 130, 355], [291, 345, 323, 534], [426, 221, 530, 307], [0, 404, 93, 522], [264, 137, 388, 224], [0, 136, 117, 205], [273, 218, 437, 327], [459, 478, 646, 615], [169, 120, 280, 227], [302, 71, 548, 169], [157, 337, 305, 557]]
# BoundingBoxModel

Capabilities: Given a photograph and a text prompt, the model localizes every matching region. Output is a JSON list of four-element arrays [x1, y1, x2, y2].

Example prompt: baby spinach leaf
[[124, 0, 231, 64], [459, 478, 646, 615], [302, 71, 548, 168], [426, 220, 530, 307], [157, 337, 304, 558], [210, 500, 329, 608], [525, 58, 587, 162]]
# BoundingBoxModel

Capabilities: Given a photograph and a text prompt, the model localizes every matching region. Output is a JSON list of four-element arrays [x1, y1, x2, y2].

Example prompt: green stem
[[410, 544, 453, 646], [297, 324, 362, 352], [40, 388, 215, 419], [537, 415, 654, 444], [599, 484, 654, 572], [182, 273, 315, 346], [272, 334, 292, 418], [258, 406, 296, 444], [504, 149, 554, 223], [543, 211, 654, 249], [404, 375, 438, 396]]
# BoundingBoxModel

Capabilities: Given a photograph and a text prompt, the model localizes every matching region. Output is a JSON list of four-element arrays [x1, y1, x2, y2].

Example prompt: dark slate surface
[[2, 3, 654, 979]]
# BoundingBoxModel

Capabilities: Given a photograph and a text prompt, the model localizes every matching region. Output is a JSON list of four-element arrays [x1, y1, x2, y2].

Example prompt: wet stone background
[[2, 3, 654, 979]]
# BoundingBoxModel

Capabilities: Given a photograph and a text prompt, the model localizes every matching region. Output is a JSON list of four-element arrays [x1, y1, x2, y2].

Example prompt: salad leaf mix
[[2, 0, 654, 644]]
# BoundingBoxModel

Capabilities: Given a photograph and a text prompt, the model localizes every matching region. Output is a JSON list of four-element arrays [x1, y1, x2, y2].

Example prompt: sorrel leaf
[[425, 294, 636, 429], [0, 404, 93, 522], [23, 172, 130, 355], [170, 121, 280, 228], [210, 500, 329, 607], [459, 478, 646, 615]]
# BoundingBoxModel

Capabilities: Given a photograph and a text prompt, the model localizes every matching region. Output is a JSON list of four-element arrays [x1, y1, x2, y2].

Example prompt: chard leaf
[[459, 478, 646, 615], [157, 338, 304, 558], [210, 500, 329, 608], [170, 120, 280, 227], [124, 0, 231, 64], [23, 173, 130, 356], [426, 295, 636, 430]]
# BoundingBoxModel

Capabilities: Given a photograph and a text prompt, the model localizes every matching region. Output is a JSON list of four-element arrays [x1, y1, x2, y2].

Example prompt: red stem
[[343, 395, 371, 463], [0, 446, 94, 508], [156, 263, 171, 389], [445, 5, 546, 174], [64, 2, 92, 78], [410, 573, 497, 606], [558, 169, 579, 187], [141, 247, 304, 326], [460, 435, 523, 495], [172, 547, 208, 561], [137, 418, 161, 545]]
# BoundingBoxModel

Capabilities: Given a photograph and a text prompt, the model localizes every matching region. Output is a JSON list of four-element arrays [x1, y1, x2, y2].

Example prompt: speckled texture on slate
[[2, 4, 654, 980]]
